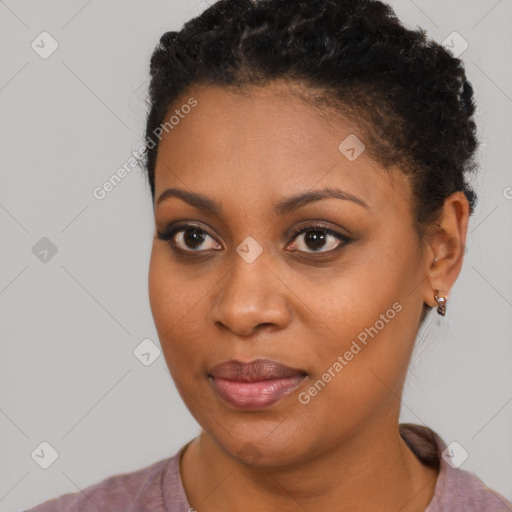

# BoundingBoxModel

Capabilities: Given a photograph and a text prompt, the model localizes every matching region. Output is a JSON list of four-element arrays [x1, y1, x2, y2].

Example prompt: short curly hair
[[141, 0, 479, 321]]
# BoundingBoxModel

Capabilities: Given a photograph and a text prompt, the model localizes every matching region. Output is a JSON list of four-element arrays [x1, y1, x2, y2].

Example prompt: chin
[[206, 418, 318, 469]]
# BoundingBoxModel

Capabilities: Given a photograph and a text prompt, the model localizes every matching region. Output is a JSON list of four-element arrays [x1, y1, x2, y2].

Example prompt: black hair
[[141, 0, 479, 323]]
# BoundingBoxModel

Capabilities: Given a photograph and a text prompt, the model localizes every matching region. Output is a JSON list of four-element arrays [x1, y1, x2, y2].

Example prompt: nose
[[210, 253, 292, 337]]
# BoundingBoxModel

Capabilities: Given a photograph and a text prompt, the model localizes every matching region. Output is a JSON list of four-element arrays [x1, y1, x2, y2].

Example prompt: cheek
[[148, 245, 173, 335], [148, 245, 212, 377], [148, 247, 187, 363], [291, 298, 413, 453], [298, 241, 419, 407], [148, 245, 201, 331]]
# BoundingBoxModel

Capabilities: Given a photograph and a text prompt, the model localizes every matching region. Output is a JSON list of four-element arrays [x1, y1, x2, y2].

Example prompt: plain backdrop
[[0, 1, 511, 510]]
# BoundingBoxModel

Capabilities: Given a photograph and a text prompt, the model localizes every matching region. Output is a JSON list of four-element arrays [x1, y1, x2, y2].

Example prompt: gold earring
[[433, 289, 448, 316]]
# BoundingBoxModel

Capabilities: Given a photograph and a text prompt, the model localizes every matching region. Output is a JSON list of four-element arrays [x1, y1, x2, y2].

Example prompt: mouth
[[208, 358, 308, 410]]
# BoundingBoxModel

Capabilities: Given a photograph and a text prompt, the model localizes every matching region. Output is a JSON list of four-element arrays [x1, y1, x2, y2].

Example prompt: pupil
[[184, 228, 205, 248], [305, 230, 326, 251]]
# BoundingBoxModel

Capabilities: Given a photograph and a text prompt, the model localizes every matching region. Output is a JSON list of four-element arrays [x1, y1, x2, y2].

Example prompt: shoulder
[[434, 463, 512, 511], [399, 423, 512, 512], [23, 456, 174, 512]]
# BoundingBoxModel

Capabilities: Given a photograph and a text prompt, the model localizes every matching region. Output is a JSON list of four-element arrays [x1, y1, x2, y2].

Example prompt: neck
[[180, 416, 438, 512]]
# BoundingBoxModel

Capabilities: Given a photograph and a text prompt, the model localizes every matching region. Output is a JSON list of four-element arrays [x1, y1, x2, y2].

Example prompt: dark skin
[[148, 80, 469, 511]]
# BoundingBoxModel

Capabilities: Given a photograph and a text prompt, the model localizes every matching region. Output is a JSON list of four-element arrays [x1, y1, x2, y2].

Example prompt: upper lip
[[208, 358, 308, 382]]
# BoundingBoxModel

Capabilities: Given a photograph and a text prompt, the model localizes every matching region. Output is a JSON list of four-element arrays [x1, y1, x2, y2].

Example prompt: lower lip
[[210, 375, 306, 410]]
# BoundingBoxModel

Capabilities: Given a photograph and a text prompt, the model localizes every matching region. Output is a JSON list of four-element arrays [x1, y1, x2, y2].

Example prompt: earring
[[433, 289, 448, 316]]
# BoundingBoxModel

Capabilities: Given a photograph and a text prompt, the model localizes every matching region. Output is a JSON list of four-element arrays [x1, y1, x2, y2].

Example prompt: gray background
[[0, 1, 511, 510]]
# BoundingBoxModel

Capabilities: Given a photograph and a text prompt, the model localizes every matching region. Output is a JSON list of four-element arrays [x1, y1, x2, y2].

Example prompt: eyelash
[[156, 222, 351, 257]]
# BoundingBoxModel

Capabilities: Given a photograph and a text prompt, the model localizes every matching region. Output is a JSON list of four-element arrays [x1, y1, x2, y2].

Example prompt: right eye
[[156, 223, 223, 253]]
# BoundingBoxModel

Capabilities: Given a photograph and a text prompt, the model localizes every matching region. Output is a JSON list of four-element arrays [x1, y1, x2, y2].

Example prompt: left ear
[[422, 191, 470, 308]]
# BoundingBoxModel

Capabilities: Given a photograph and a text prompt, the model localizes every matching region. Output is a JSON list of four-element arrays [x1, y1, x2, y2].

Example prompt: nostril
[[256, 322, 273, 329]]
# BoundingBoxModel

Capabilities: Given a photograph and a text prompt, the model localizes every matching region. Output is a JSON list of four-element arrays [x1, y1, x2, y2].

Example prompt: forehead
[[153, 82, 413, 217]]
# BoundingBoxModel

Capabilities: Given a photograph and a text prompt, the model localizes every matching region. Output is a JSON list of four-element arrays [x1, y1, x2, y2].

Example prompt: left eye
[[287, 225, 349, 253]]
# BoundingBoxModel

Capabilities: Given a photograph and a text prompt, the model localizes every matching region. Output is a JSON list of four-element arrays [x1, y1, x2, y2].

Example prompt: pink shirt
[[24, 423, 512, 511]]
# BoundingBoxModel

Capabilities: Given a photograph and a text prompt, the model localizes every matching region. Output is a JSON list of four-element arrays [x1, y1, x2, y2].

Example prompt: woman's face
[[148, 81, 432, 466]]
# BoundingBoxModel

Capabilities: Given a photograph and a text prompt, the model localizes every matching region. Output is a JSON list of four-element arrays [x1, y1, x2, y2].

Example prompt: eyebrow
[[156, 187, 369, 214]]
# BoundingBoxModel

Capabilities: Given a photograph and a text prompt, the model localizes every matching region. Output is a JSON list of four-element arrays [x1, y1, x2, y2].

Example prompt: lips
[[208, 359, 308, 410]]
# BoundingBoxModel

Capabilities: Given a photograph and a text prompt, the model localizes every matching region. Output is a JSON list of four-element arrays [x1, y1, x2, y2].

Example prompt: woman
[[26, 0, 512, 510]]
